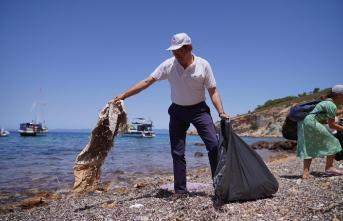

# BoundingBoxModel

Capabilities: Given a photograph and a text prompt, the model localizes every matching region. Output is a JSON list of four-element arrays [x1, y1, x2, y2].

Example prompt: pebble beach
[[1, 154, 342, 221]]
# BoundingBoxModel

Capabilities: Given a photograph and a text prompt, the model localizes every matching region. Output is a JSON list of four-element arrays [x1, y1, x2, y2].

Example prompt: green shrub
[[250, 123, 258, 130], [253, 88, 331, 113]]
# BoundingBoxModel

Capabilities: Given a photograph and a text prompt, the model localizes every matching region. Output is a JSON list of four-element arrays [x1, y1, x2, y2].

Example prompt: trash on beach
[[159, 183, 210, 191], [101, 200, 118, 208], [130, 203, 144, 209], [73, 100, 129, 192]]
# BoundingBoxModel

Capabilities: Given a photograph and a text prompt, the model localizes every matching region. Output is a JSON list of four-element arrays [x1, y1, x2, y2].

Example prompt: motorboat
[[19, 87, 49, 136], [122, 118, 156, 138], [0, 128, 10, 137]]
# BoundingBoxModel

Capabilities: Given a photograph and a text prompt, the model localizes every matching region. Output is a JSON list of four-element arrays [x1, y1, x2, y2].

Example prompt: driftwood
[[73, 100, 128, 192]]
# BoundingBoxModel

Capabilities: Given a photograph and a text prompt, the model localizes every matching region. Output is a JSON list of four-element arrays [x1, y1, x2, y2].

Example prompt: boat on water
[[19, 88, 49, 136], [122, 118, 156, 138], [19, 122, 48, 136], [0, 128, 10, 137]]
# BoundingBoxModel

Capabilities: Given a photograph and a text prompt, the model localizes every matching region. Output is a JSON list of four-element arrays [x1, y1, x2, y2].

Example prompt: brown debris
[[134, 183, 146, 188], [73, 100, 128, 192], [101, 200, 118, 208], [21, 197, 42, 208], [21, 193, 61, 208], [268, 154, 288, 162]]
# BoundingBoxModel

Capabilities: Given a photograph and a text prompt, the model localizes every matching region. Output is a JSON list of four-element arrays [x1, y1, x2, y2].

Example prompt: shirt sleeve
[[150, 60, 169, 82], [203, 61, 216, 89]]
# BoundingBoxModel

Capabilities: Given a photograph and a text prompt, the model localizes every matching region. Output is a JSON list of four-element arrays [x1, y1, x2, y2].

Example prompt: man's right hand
[[113, 94, 125, 103]]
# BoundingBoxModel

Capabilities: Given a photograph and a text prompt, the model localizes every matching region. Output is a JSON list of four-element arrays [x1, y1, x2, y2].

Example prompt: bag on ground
[[334, 119, 343, 161], [213, 120, 279, 202], [281, 115, 298, 140]]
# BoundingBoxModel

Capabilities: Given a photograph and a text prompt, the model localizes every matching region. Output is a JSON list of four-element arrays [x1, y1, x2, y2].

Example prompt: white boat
[[122, 118, 156, 138], [18, 122, 49, 136], [19, 88, 49, 136], [0, 128, 10, 137]]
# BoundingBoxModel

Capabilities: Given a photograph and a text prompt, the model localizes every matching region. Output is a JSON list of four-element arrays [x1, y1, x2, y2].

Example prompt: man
[[113, 33, 230, 195]]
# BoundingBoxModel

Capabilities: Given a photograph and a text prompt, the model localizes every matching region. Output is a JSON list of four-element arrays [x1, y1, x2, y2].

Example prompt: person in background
[[323, 109, 343, 160], [297, 84, 343, 179], [323, 116, 339, 135], [113, 33, 230, 196]]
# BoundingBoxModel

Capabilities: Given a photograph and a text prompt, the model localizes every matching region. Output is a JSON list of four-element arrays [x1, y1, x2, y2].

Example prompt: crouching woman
[[297, 84, 343, 179]]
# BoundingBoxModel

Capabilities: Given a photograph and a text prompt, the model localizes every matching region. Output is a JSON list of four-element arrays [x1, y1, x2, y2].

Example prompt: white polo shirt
[[151, 54, 216, 106]]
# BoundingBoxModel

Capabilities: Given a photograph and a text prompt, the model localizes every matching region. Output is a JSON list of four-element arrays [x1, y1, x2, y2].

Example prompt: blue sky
[[1, 0, 342, 130]]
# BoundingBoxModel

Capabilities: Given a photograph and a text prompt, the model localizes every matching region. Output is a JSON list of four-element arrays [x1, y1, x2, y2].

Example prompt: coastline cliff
[[187, 105, 343, 137]]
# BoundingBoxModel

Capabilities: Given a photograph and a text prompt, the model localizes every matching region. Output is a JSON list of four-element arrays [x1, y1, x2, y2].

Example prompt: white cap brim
[[166, 44, 183, 51]]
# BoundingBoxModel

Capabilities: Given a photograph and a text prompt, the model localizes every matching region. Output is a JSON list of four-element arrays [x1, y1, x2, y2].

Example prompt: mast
[[37, 87, 41, 123], [30, 87, 46, 125], [39, 87, 46, 126]]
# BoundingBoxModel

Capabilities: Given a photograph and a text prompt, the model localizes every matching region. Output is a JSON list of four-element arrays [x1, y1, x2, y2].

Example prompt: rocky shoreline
[[251, 140, 297, 152], [1, 154, 342, 220]]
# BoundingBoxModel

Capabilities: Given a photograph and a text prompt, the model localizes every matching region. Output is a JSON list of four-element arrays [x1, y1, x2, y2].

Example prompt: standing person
[[297, 84, 343, 179], [113, 33, 230, 195]]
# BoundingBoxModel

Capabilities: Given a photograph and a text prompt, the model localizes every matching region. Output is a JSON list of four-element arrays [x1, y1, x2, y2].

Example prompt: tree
[[313, 88, 320, 93], [298, 92, 307, 97]]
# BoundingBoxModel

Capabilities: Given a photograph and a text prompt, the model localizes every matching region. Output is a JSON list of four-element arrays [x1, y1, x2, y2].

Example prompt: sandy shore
[[1, 154, 343, 220]]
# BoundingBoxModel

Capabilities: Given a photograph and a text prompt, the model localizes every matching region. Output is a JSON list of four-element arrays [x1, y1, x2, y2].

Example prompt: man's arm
[[207, 87, 230, 119], [113, 76, 156, 103]]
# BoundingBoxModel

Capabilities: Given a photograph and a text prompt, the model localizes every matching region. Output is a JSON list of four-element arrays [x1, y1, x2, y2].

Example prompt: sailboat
[[18, 88, 49, 136]]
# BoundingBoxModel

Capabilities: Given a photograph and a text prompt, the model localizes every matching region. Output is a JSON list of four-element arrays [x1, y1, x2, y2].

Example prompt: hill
[[187, 88, 343, 137]]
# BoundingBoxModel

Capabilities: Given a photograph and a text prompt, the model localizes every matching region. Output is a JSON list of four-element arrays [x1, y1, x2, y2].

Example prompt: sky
[[0, 0, 342, 130]]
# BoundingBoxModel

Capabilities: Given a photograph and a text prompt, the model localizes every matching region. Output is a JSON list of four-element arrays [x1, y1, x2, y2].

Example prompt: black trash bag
[[213, 120, 279, 202], [334, 119, 343, 161]]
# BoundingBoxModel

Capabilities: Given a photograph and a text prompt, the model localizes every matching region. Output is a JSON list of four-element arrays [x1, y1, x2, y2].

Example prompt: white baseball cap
[[332, 84, 343, 94], [166, 33, 191, 51]]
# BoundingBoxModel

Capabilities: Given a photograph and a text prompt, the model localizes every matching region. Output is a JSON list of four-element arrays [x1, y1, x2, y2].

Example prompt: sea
[[0, 131, 286, 197]]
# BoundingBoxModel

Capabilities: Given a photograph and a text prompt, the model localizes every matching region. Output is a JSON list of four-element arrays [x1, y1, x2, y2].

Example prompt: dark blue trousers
[[168, 101, 218, 194]]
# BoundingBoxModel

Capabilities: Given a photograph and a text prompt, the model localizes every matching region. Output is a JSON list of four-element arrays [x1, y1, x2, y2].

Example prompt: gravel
[[1, 155, 343, 221]]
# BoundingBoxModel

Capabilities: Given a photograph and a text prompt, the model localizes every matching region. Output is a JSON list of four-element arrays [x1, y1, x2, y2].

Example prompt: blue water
[[0, 131, 286, 195]]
